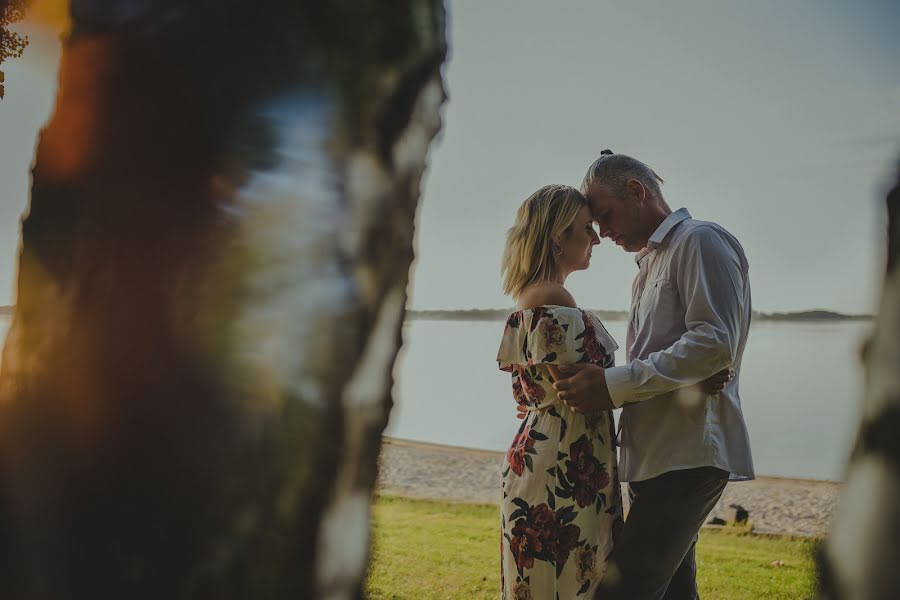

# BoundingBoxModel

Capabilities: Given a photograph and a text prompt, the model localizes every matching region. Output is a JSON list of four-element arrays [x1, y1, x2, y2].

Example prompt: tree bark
[[819, 163, 900, 600], [0, 2, 446, 598]]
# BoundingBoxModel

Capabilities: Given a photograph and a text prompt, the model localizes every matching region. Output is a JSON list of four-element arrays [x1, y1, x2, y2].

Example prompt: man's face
[[585, 182, 647, 252]]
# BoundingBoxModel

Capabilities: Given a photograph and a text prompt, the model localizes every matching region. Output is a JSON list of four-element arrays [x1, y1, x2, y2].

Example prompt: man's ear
[[626, 179, 647, 205]]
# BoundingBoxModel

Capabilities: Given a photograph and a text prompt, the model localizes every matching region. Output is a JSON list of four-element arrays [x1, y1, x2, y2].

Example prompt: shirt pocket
[[637, 277, 678, 329]]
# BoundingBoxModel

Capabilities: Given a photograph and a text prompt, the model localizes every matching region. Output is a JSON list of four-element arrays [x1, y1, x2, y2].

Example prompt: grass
[[365, 495, 819, 600]]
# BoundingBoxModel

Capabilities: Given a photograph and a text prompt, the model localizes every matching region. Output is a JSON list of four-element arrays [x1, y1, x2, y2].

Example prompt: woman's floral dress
[[497, 306, 624, 600]]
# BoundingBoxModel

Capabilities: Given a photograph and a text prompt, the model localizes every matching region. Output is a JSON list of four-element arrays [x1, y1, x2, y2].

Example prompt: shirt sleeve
[[605, 225, 748, 407]]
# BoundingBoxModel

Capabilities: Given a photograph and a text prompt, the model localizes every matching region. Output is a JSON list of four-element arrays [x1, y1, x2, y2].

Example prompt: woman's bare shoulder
[[517, 283, 577, 310]]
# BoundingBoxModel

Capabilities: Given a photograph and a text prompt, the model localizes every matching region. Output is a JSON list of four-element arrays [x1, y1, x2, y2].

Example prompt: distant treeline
[[0, 305, 871, 323], [752, 310, 872, 322], [407, 308, 623, 321], [407, 308, 874, 322]]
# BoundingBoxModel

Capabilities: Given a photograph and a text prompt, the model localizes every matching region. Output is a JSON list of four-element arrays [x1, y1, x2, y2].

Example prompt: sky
[[1, 1, 899, 314], [409, 0, 900, 313]]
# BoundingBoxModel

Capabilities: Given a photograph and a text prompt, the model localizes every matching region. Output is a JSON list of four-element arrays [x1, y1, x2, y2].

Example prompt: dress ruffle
[[497, 306, 618, 371]]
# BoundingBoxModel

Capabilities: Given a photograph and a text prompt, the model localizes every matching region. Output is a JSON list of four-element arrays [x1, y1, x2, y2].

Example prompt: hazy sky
[[411, 0, 900, 313], [1, 2, 899, 314]]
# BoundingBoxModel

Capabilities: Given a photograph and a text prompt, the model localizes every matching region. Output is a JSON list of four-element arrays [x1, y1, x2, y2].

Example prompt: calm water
[[0, 316, 868, 481], [387, 318, 871, 481]]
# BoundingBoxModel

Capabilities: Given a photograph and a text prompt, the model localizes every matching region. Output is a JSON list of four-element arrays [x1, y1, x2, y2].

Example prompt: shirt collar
[[648, 207, 691, 250], [634, 207, 691, 265], [634, 247, 651, 265]]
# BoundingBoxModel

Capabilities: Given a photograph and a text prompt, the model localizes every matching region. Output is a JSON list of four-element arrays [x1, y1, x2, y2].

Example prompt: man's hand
[[699, 367, 734, 394], [514, 364, 734, 420], [552, 363, 614, 412]]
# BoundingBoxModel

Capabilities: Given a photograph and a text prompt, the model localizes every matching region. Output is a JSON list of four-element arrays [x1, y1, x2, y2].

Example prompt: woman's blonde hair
[[501, 184, 588, 298]]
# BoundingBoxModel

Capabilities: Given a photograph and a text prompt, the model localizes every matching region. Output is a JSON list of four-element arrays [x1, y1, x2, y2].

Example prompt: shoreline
[[377, 436, 840, 538], [382, 436, 843, 485]]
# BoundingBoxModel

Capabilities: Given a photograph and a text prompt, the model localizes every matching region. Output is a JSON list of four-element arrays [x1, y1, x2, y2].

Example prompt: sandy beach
[[377, 437, 840, 538]]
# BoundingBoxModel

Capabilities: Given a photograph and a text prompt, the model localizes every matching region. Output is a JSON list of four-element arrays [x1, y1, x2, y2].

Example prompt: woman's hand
[[700, 367, 734, 394]]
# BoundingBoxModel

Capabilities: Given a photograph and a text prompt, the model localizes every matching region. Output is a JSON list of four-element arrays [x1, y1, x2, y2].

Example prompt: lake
[[0, 316, 869, 481], [387, 318, 870, 482]]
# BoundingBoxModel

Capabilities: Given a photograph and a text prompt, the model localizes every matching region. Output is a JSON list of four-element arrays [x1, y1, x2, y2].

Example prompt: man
[[554, 150, 754, 599]]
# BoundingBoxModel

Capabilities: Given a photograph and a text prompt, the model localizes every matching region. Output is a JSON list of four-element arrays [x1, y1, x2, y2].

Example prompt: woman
[[497, 184, 620, 600], [496, 185, 729, 599]]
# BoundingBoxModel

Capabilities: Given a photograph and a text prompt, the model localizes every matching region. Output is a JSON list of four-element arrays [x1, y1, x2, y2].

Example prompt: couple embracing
[[497, 151, 754, 600]]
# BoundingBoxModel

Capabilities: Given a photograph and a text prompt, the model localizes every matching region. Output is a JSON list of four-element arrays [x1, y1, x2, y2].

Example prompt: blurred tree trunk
[[819, 164, 900, 600], [0, 1, 446, 598]]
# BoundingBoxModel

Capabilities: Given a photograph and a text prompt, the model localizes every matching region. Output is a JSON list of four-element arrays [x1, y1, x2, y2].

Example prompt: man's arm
[[553, 363, 734, 413], [603, 225, 748, 407]]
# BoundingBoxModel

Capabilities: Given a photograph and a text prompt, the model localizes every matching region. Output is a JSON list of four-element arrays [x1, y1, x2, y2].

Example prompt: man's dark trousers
[[596, 466, 730, 600]]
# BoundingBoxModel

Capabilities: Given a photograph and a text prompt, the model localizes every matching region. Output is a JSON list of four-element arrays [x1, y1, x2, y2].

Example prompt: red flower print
[[529, 307, 550, 331], [538, 319, 566, 349], [512, 578, 533, 600], [512, 376, 527, 407], [507, 312, 521, 328], [510, 521, 541, 571], [519, 368, 545, 404], [507, 428, 535, 476], [575, 544, 598, 585], [510, 503, 554, 571], [554, 521, 581, 566], [581, 312, 606, 362], [507, 501, 583, 574], [565, 434, 604, 508], [583, 334, 605, 362], [597, 467, 610, 491], [509, 503, 558, 571], [529, 503, 556, 535]]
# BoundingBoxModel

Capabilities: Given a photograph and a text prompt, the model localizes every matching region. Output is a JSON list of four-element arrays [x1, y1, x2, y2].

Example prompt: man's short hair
[[581, 150, 665, 200]]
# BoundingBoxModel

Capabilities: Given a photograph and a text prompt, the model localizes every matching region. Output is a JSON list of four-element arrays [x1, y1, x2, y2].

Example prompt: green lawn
[[366, 495, 819, 600]]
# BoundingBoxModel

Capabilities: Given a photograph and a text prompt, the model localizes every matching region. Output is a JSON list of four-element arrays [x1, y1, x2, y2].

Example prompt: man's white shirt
[[604, 208, 755, 483]]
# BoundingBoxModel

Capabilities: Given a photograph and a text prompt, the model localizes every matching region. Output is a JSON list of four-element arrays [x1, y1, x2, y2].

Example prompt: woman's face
[[557, 205, 600, 274]]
